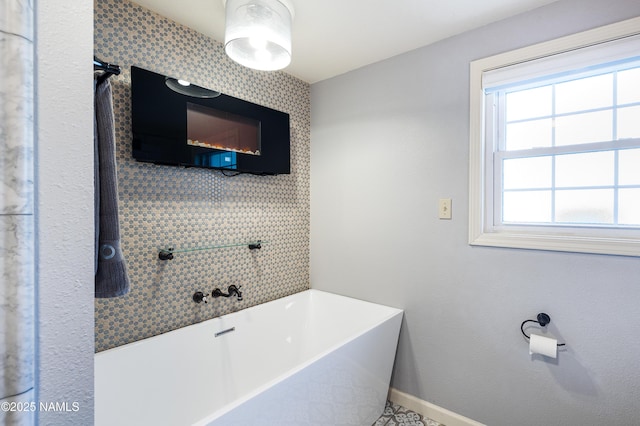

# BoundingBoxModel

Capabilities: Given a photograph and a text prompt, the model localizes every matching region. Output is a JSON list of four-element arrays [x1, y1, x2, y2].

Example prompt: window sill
[[469, 229, 640, 257]]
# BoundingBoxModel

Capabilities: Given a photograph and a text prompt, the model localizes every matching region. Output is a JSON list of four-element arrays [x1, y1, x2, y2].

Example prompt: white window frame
[[469, 16, 640, 257]]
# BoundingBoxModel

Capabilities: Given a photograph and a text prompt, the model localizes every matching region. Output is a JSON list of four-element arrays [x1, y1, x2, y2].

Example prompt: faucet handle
[[193, 291, 209, 304]]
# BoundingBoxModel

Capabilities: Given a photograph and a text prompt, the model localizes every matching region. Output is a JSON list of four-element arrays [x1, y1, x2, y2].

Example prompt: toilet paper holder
[[520, 313, 566, 347]]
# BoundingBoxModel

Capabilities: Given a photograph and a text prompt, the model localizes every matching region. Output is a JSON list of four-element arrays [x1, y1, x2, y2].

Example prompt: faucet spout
[[211, 285, 243, 301], [228, 285, 243, 301]]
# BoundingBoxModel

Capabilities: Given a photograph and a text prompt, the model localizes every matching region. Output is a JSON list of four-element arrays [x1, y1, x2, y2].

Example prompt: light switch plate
[[439, 198, 452, 219]]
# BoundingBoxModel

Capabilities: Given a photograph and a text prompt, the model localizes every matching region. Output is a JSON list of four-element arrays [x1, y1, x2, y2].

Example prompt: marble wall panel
[[1, 0, 34, 215], [0, 2, 35, 424], [0, 0, 34, 38], [0, 215, 35, 399], [0, 389, 35, 426]]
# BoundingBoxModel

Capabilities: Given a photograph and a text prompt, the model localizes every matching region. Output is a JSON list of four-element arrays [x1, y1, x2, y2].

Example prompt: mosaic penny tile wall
[[94, 0, 310, 352]]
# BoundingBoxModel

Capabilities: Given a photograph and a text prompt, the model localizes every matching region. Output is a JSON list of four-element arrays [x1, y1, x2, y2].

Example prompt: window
[[469, 17, 640, 256]]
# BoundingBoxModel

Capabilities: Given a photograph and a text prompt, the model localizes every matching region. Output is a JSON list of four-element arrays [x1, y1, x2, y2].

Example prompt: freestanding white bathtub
[[95, 289, 403, 426]]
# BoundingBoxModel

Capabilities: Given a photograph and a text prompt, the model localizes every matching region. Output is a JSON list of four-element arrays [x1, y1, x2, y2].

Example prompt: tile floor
[[373, 401, 444, 426]]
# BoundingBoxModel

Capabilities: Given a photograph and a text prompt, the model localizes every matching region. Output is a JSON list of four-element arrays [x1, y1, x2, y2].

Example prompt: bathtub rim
[[95, 289, 402, 357]]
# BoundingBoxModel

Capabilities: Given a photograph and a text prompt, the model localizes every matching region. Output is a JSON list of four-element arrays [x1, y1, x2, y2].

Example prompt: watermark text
[[1, 401, 80, 412]]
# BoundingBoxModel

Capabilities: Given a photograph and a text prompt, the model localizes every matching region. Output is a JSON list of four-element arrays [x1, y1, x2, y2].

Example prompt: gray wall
[[310, 0, 640, 425]]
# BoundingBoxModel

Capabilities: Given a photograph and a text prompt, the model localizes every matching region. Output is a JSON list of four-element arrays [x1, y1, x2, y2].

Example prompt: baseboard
[[388, 388, 485, 426]]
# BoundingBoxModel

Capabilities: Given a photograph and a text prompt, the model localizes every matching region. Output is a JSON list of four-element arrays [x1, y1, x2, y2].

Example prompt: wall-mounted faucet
[[212, 285, 243, 301], [228, 285, 242, 301], [193, 291, 209, 304]]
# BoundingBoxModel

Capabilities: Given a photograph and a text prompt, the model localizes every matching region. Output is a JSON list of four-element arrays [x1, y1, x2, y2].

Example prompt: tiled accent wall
[[94, 0, 310, 352], [0, 0, 35, 423]]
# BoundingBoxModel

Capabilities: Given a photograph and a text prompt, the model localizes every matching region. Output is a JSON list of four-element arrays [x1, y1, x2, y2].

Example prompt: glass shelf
[[158, 240, 265, 260]]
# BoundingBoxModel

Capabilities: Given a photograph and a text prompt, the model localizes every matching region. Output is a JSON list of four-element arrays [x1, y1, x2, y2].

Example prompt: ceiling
[[129, 0, 559, 83]]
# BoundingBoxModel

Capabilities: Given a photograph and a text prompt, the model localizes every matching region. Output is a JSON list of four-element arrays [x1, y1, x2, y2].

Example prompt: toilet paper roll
[[529, 333, 557, 358]]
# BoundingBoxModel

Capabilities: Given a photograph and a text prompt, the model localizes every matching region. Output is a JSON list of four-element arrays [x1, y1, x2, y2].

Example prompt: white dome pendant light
[[224, 0, 294, 71]]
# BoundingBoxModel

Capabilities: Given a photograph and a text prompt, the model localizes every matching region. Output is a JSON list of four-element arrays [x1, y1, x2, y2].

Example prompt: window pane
[[506, 86, 552, 121], [619, 188, 640, 226], [619, 148, 640, 185], [555, 151, 615, 187], [503, 190, 551, 223], [503, 157, 552, 189], [505, 118, 552, 150], [618, 67, 640, 105], [555, 189, 613, 224], [617, 105, 640, 140], [555, 73, 613, 114], [555, 110, 613, 146]]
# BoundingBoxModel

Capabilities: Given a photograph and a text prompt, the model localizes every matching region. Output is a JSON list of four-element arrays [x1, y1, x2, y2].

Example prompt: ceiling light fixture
[[223, 0, 294, 71]]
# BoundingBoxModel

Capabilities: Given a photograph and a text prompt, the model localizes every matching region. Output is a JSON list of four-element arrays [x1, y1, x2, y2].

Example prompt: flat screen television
[[131, 66, 290, 175]]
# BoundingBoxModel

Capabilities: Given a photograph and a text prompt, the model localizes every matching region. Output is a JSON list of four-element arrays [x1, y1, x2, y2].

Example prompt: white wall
[[310, 0, 640, 425], [36, 0, 95, 424]]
